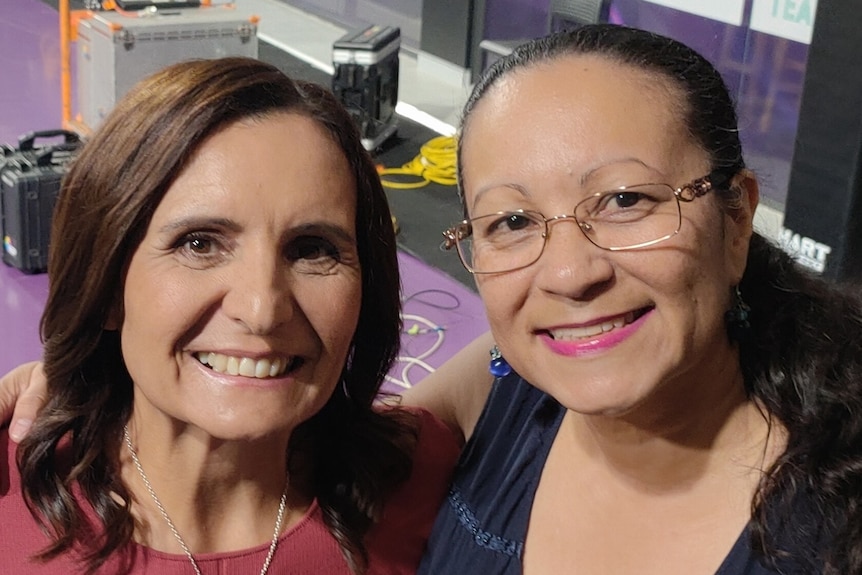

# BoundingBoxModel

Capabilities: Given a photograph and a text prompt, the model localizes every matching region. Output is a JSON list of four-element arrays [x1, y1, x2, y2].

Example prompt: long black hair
[[460, 24, 862, 573]]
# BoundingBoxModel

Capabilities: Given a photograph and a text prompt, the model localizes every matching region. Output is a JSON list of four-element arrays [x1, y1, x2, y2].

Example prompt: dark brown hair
[[18, 57, 412, 573], [461, 25, 862, 573]]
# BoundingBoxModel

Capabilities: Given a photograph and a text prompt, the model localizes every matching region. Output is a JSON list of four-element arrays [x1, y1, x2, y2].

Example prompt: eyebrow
[[469, 157, 661, 212], [471, 183, 529, 212], [157, 218, 356, 244], [291, 222, 356, 244], [579, 158, 658, 186], [158, 216, 240, 235]]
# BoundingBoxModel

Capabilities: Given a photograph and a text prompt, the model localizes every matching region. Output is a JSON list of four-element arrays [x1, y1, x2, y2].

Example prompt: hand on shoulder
[[0, 361, 46, 442]]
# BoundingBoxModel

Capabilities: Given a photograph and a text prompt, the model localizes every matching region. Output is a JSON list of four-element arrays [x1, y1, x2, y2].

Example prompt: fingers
[[0, 361, 47, 443]]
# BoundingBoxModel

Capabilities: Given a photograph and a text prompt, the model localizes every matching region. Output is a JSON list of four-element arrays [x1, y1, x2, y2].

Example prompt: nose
[[222, 246, 291, 335], [533, 215, 614, 299]]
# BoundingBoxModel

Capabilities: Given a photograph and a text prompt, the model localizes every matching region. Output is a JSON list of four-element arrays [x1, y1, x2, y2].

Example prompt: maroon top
[[0, 409, 459, 574]]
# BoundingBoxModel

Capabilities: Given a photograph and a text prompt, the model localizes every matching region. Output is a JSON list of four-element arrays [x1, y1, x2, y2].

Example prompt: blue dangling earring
[[489, 345, 512, 377], [724, 285, 751, 343]]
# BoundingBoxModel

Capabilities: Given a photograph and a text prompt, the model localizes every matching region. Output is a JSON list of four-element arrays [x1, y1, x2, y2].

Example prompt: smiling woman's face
[[460, 55, 754, 419], [119, 112, 362, 441]]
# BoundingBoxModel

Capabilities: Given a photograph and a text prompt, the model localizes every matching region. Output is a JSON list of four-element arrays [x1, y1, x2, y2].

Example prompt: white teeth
[[238, 357, 256, 377], [269, 358, 282, 377], [226, 356, 240, 376], [549, 312, 635, 341], [196, 352, 291, 379], [212, 353, 228, 372], [255, 358, 272, 378]]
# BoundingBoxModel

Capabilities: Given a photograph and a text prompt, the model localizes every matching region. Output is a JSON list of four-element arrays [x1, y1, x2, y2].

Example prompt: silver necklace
[[123, 426, 288, 575]]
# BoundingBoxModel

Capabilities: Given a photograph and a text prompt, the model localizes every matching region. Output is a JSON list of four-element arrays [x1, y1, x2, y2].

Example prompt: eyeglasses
[[442, 170, 734, 274]]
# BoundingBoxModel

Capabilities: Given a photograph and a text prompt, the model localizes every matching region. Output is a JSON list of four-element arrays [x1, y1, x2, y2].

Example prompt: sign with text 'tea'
[[750, 0, 818, 44]]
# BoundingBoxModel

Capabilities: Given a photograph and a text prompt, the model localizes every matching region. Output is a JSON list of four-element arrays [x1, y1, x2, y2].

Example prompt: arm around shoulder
[[399, 332, 496, 444], [0, 361, 46, 442]]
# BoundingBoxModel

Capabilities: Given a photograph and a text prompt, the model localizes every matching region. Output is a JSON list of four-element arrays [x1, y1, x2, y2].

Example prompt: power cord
[[378, 135, 457, 189], [387, 313, 445, 390], [386, 289, 464, 390]]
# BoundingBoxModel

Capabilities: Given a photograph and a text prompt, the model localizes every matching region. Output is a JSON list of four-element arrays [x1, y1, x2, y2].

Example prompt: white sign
[[778, 226, 832, 273], [641, 0, 745, 25], [750, 0, 818, 44]]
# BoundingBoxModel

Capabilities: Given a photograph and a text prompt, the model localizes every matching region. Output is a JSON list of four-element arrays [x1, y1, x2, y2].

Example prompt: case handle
[[18, 130, 81, 151], [33, 143, 80, 167]]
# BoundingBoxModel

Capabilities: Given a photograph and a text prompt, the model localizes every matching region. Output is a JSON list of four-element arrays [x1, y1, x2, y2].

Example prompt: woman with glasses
[[4, 25, 862, 574], [409, 24, 862, 574]]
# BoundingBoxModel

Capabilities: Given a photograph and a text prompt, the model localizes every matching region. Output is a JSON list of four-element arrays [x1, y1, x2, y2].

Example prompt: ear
[[724, 169, 759, 283]]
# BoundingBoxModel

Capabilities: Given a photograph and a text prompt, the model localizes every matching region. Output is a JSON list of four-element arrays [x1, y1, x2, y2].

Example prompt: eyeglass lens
[[459, 183, 681, 273]]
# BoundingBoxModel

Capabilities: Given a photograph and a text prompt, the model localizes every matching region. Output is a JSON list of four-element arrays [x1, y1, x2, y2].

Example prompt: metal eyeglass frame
[[442, 169, 735, 274]]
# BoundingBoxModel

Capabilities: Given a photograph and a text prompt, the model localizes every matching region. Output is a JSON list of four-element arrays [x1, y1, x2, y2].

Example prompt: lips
[[194, 352, 302, 378], [545, 307, 651, 341]]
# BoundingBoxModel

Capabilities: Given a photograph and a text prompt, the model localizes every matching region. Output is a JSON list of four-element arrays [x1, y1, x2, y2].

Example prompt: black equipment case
[[0, 130, 81, 273], [332, 25, 400, 150]]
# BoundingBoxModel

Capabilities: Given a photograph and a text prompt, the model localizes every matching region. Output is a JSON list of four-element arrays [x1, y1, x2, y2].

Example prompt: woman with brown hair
[[0, 56, 457, 574]]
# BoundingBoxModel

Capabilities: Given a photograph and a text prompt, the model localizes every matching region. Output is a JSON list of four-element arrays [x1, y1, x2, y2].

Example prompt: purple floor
[[0, 0, 488, 387], [388, 252, 489, 393]]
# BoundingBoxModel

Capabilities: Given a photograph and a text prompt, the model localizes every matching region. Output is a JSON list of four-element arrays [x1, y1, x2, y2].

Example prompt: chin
[[537, 372, 648, 417], [191, 415, 296, 444], [555, 394, 639, 418]]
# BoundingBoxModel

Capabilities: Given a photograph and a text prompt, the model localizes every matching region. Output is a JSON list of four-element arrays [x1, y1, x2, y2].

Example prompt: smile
[[194, 352, 299, 379], [547, 309, 647, 341]]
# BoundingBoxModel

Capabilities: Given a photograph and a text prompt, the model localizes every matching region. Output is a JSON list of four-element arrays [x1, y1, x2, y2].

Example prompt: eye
[[187, 236, 215, 254], [168, 231, 230, 269], [608, 192, 641, 209], [289, 236, 338, 260], [501, 213, 534, 231], [287, 236, 342, 273], [583, 187, 668, 223], [482, 212, 540, 236], [593, 191, 646, 213], [175, 233, 225, 258]]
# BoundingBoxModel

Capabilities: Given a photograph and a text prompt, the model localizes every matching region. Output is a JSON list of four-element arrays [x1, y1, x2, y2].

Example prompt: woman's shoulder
[[412, 406, 462, 456], [0, 429, 72, 573], [466, 372, 562, 450], [375, 404, 461, 465], [0, 428, 14, 490], [364, 407, 460, 574], [0, 428, 30, 508], [386, 406, 461, 498]]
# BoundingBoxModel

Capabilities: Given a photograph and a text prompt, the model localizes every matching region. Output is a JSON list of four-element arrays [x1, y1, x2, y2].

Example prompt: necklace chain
[[123, 426, 288, 575]]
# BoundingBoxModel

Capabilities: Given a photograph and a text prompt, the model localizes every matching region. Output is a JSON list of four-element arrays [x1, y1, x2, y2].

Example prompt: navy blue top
[[418, 372, 824, 574]]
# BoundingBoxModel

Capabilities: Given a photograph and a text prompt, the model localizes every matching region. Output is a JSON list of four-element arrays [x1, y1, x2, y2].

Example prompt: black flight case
[[0, 130, 81, 273], [332, 25, 400, 150]]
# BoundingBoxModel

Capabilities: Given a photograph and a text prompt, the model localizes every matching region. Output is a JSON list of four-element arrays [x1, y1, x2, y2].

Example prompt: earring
[[489, 345, 512, 377], [725, 285, 751, 342]]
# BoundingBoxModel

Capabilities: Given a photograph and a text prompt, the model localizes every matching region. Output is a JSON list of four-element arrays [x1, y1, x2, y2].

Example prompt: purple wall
[[479, 0, 808, 209], [483, 0, 548, 40]]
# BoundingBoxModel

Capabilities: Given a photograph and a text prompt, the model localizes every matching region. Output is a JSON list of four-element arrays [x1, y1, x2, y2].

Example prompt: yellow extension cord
[[378, 135, 457, 189]]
